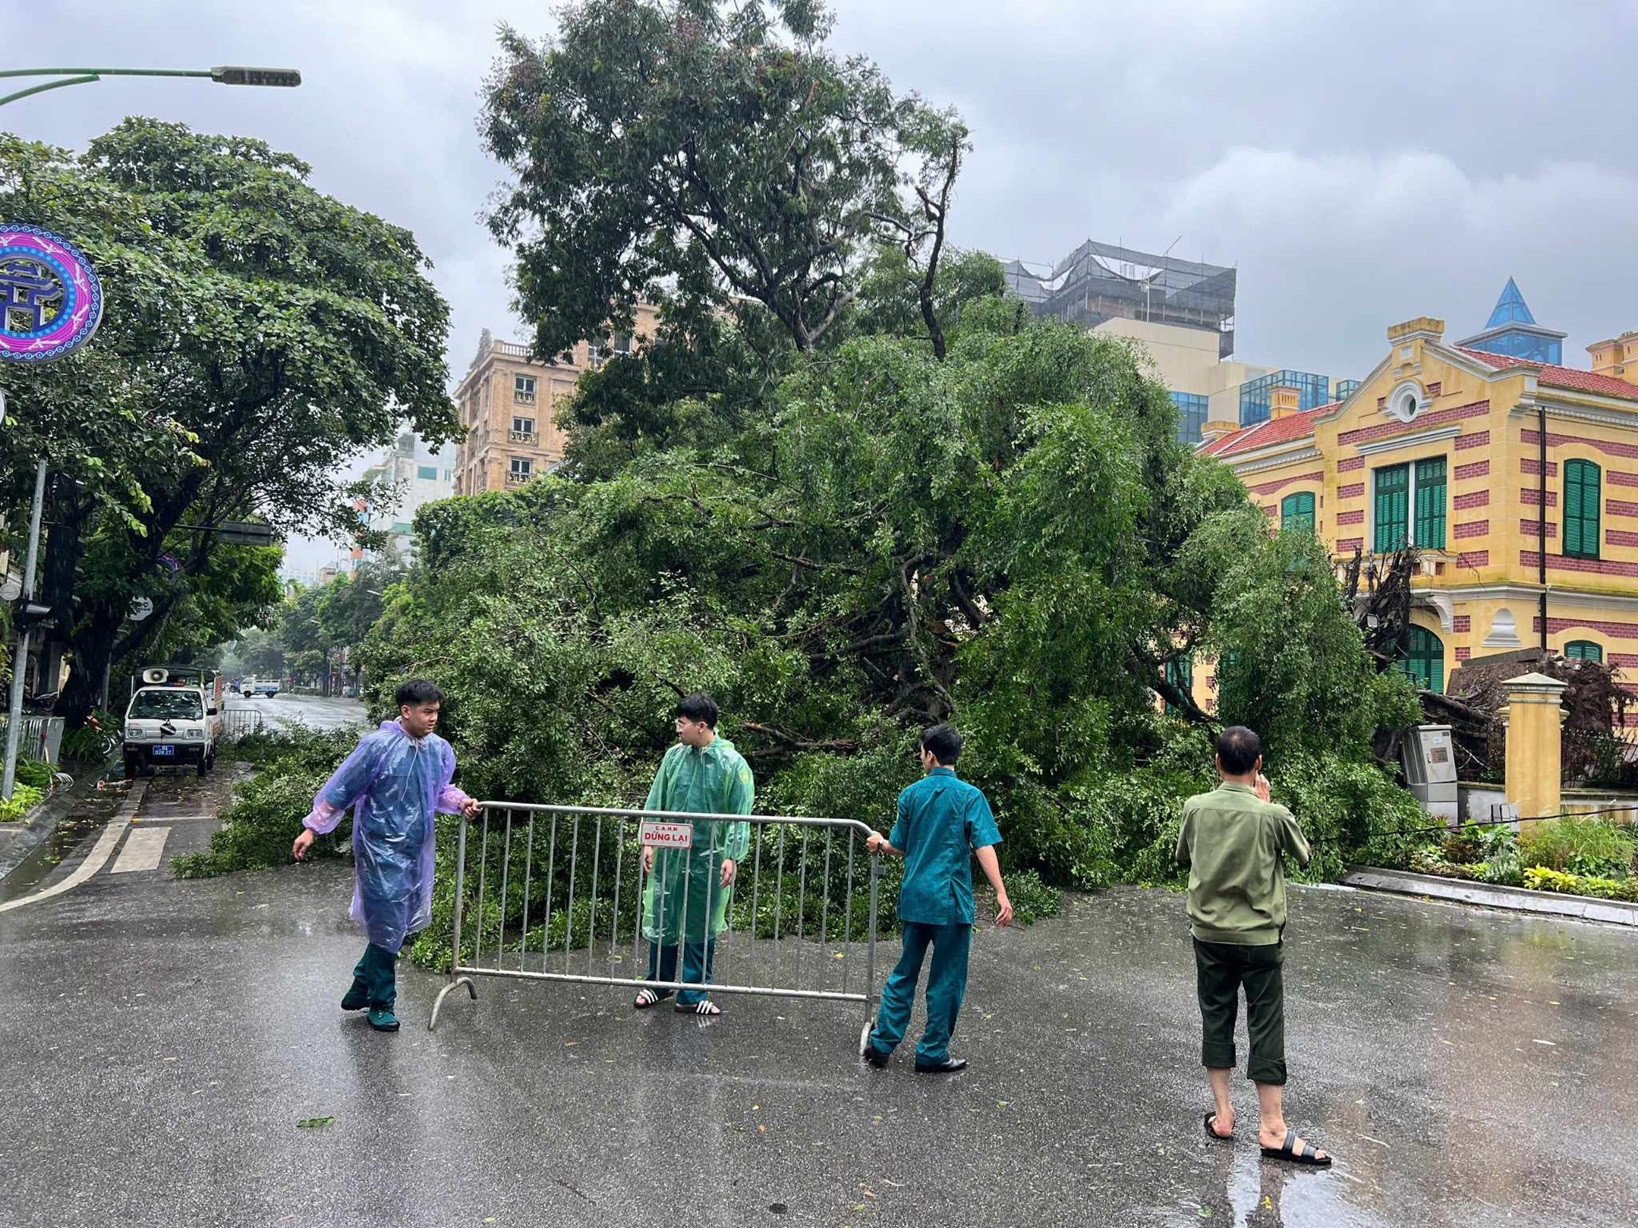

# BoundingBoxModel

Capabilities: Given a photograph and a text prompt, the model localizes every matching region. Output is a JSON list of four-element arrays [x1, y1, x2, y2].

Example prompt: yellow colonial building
[[1199, 283, 1638, 701], [452, 304, 660, 494]]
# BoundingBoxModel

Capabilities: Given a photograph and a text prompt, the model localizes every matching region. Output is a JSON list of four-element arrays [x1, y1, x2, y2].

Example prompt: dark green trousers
[[1193, 937, 1286, 1085], [352, 943, 398, 1010]]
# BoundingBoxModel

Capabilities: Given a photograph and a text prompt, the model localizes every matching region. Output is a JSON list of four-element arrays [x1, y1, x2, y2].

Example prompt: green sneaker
[[367, 1005, 400, 1032], [341, 980, 369, 1011]]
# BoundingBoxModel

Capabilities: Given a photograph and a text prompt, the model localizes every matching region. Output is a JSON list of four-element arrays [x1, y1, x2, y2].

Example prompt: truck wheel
[[123, 756, 138, 780], [197, 758, 209, 778]]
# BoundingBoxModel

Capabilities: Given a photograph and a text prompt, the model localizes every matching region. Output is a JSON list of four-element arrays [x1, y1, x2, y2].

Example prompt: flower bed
[[1404, 816, 1637, 901]]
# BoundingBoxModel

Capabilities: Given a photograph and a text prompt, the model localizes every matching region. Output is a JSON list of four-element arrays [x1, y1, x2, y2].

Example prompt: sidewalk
[[1, 862, 1636, 1226]]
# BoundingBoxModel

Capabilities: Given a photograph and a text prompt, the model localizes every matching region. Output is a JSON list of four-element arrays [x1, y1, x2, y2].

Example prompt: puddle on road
[[0, 796, 121, 902]]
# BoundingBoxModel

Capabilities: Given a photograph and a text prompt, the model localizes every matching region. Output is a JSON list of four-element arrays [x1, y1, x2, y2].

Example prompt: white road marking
[[0, 780, 147, 913], [112, 826, 170, 873]]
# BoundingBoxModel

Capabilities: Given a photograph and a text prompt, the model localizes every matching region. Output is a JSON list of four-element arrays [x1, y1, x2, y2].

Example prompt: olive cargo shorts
[[1193, 937, 1286, 1085]]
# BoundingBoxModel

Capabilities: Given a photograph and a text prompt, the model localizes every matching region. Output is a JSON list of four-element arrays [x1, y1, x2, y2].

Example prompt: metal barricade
[[429, 803, 881, 1044], [219, 709, 265, 741], [0, 716, 64, 765]]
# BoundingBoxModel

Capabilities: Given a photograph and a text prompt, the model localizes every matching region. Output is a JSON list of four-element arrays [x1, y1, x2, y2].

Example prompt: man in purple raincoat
[[293, 679, 478, 1032]]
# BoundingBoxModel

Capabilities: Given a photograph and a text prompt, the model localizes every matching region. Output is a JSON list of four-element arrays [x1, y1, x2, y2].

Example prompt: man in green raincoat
[[633, 693, 753, 1016]]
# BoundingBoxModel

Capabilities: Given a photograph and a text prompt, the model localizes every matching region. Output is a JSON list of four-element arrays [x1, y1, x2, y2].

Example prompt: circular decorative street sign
[[0, 224, 104, 364]]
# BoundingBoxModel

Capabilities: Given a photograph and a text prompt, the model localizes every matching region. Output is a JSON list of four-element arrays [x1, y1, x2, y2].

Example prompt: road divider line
[[0, 780, 147, 914]]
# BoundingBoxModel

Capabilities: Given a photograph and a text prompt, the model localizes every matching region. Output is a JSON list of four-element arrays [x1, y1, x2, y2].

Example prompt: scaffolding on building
[[1003, 239, 1238, 358]]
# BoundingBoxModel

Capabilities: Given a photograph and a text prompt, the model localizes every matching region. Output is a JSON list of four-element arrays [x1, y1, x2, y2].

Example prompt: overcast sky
[[13, 0, 1638, 569]]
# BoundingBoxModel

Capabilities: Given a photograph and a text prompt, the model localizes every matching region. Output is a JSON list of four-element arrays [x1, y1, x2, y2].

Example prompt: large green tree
[[366, 304, 1408, 817], [481, 0, 968, 360], [0, 122, 458, 721]]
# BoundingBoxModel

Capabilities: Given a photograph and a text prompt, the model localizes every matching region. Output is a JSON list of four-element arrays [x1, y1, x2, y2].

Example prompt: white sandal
[[674, 999, 721, 1015], [634, 986, 670, 1009]]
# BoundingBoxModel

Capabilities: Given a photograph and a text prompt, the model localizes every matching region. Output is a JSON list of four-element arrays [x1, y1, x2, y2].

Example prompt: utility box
[[1401, 724, 1459, 826]]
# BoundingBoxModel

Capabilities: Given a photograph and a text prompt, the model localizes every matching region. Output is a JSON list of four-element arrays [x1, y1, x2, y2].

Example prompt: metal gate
[[429, 803, 881, 1040]]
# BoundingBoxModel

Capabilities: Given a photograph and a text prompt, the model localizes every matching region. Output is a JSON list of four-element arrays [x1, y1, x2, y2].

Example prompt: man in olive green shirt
[[1176, 725, 1331, 1167]]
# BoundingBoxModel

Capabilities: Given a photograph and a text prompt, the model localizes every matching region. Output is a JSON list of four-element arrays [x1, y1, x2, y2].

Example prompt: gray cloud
[[11, 0, 1638, 569]]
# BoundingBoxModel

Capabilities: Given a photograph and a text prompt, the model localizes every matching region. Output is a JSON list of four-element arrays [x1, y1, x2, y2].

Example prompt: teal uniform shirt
[[890, 767, 1002, 925]]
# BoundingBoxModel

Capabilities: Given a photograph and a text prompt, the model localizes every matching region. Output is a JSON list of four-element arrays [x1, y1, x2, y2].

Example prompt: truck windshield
[[129, 690, 203, 720]]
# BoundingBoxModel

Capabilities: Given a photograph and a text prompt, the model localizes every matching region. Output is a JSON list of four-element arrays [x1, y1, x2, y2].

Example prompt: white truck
[[123, 666, 220, 778]]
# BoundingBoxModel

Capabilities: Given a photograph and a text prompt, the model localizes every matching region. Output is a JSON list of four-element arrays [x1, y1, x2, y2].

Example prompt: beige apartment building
[[452, 305, 660, 494]]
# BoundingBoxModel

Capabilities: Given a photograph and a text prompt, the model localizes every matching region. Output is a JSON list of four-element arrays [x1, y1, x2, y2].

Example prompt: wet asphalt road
[[224, 691, 368, 734], [1, 840, 1636, 1227]]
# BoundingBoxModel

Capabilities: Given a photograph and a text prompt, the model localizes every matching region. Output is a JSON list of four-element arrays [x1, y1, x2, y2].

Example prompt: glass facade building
[[1171, 391, 1209, 445], [1456, 278, 1566, 365], [1239, 370, 1331, 426]]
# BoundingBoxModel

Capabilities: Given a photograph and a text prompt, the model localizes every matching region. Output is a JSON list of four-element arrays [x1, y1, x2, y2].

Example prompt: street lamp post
[[0, 66, 301, 109]]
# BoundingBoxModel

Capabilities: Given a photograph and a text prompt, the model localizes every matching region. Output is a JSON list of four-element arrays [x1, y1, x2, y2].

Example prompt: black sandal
[[674, 999, 721, 1015], [1204, 1111, 1234, 1141], [1260, 1128, 1332, 1167]]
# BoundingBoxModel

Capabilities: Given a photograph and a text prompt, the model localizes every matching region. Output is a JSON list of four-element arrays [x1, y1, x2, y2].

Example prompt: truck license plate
[[152, 745, 175, 757]]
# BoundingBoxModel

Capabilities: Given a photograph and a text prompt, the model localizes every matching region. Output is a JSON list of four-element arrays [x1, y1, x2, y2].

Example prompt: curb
[[1343, 865, 1638, 928], [0, 779, 79, 882]]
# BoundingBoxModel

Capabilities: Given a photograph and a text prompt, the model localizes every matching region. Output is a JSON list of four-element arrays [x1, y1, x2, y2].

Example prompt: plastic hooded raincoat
[[641, 736, 753, 945], [304, 720, 471, 952]]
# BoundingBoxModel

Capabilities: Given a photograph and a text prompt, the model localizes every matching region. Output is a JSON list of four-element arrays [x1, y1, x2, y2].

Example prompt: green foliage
[[0, 120, 457, 726], [1003, 868, 1063, 925], [164, 3, 1419, 949], [481, 0, 966, 356], [171, 727, 357, 878], [1403, 817, 1637, 891], [0, 783, 45, 822], [58, 710, 121, 763], [357, 259, 1414, 947], [1038, 734, 1419, 891], [1211, 527, 1422, 759], [1436, 823, 1525, 885], [1523, 866, 1638, 902], [1519, 817, 1637, 879], [13, 759, 54, 790], [316, 562, 400, 656]]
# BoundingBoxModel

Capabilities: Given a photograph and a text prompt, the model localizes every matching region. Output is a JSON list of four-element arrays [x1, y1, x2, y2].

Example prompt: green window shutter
[[1396, 626, 1445, 692], [1280, 491, 1316, 533], [1374, 464, 1408, 552], [1565, 640, 1603, 663], [1163, 654, 1194, 715], [1565, 460, 1601, 559], [1565, 462, 1583, 556], [1413, 457, 1446, 549]]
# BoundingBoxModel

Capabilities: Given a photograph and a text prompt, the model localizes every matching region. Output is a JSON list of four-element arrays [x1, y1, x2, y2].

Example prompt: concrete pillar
[[1502, 671, 1568, 825]]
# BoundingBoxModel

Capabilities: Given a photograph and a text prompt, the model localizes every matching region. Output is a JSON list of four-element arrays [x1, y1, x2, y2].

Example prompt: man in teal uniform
[[863, 723, 1012, 1073], [633, 692, 753, 1016]]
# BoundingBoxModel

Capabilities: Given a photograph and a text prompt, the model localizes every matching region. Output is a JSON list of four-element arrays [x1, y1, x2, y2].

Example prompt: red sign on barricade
[[639, 820, 693, 850]]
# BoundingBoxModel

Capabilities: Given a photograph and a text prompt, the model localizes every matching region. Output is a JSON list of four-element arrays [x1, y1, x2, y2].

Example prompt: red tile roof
[[1200, 402, 1335, 458], [1457, 347, 1638, 402]]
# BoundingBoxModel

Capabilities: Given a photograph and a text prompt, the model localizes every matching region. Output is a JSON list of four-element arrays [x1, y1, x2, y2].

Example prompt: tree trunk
[[60, 619, 117, 728]]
